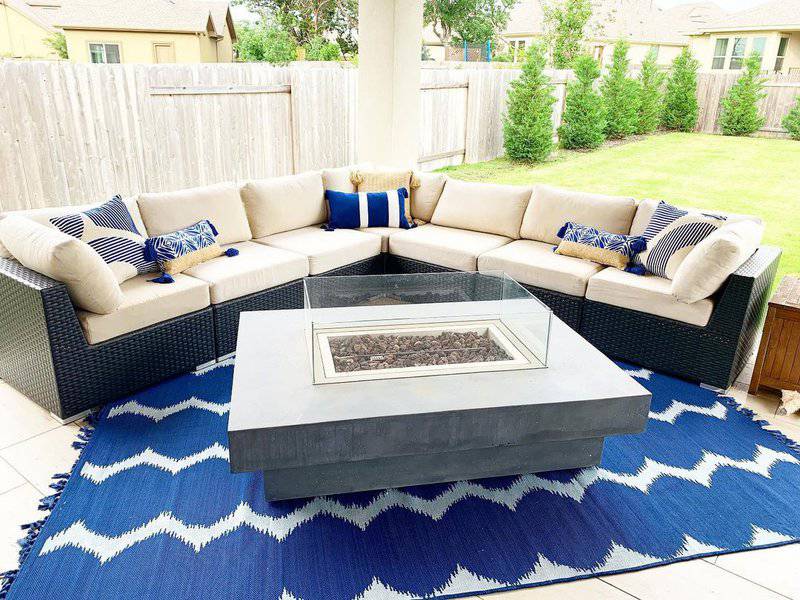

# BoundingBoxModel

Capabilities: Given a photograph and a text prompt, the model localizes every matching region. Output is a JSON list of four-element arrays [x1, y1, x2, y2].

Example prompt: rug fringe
[[0, 413, 98, 599], [719, 393, 800, 457]]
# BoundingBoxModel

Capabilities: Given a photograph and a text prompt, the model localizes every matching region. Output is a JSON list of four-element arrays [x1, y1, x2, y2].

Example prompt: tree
[[558, 55, 606, 149], [424, 0, 516, 50], [44, 32, 68, 59], [720, 53, 767, 136], [237, 0, 357, 55], [601, 40, 639, 139], [783, 96, 800, 140], [503, 44, 556, 162], [234, 23, 297, 64], [304, 35, 342, 60], [662, 47, 700, 132], [542, 0, 592, 69], [636, 48, 665, 134]]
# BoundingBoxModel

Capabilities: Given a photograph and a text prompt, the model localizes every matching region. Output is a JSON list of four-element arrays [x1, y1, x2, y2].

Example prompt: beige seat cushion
[[0, 216, 123, 314], [0, 198, 147, 258], [411, 172, 446, 223], [357, 227, 401, 253], [240, 171, 326, 238], [184, 241, 309, 304], [255, 226, 381, 275], [520, 185, 637, 245], [586, 268, 714, 327], [478, 240, 604, 297], [77, 273, 210, 344], [431, 179, 531, 239], [138, 182, 252, 246], [389, 224, 510, 271], [630, 199, 762, 237]]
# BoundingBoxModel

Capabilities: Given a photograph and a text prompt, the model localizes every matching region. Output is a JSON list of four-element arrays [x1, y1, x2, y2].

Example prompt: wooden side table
[[750, 276, 800, 394]]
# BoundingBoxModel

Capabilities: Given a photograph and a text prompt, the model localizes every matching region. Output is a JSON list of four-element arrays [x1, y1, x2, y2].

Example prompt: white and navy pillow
[[324, 188, 412, 230], [555, 222, 646, 270], [50, 195, 157, 283], [144, 219, 238, 281], [632, 201, 727, 278]]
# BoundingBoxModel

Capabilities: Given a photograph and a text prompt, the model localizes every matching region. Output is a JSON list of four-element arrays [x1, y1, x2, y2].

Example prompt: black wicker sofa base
[[0, 246, 780, 420]]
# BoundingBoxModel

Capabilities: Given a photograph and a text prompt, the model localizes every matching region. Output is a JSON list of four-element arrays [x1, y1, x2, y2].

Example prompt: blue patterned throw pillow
[[144, 220, 238, 282], [50, 195, 157, 283], [324, 188, 412, 230], [632, 201, 727, 278], [555, 222, 646, 270]]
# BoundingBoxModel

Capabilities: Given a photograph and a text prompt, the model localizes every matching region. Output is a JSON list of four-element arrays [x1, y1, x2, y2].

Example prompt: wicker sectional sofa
[[0, 168, 780, 420]]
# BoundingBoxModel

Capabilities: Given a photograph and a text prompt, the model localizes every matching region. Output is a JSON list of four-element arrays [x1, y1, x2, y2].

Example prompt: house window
[[593, 45, 604, 63], [775, 37, 789, 71], [89, 43, 120, 64], [751, 37, 766, 67], [729, 37, 746, 69], [712, 38, 728, 69]]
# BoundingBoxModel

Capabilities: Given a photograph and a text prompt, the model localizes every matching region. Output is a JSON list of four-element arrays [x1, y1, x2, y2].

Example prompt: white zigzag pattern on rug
[[80, 443, 229, 484], [624, 367, 653, 380], [279, 528, 789, 600], [39, 446, 798, 562], [649, 400, 727, 424], [85, 397, 728, 485], [107, 397, 230, 422]]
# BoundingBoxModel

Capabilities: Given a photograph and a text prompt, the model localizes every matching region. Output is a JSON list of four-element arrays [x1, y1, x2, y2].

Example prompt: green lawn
[[439, 132, 800, 286]]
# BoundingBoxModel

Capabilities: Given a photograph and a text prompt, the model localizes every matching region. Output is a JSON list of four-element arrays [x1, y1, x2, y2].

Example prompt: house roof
[[0, 0, 57, 32], [25, 0, 235, 37], [504, 0, 725, 45], [692, 0, 800, 34]]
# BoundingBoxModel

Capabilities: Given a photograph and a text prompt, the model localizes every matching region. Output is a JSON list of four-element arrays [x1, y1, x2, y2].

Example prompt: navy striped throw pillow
[[50, 195, 157, 283], [324, 188, 412, 230], [634, 201, 727, 279]]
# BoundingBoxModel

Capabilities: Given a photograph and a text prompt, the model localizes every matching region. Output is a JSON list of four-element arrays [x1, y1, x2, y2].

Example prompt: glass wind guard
[[303, 271, 551, 384]]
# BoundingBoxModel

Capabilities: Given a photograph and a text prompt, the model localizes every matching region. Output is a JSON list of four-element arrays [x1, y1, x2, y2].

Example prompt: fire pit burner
[[328, 330, 512, 372]]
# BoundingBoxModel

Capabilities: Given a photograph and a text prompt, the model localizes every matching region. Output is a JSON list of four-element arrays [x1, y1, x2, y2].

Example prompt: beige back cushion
[[241, 171, 326, 238], [520, 185, 637, 245], [0, 198, 147, 258], [0, 216, 123, 314], [431, 179, 532, 239], [137, 183, 252, 246], [671, 220, 764, 304], [630, 199, 762, 237], [411, 172, 446, 223]]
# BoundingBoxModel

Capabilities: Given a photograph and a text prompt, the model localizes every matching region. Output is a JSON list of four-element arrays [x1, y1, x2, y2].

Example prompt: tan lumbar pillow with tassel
[[351, 169, 420, 225]]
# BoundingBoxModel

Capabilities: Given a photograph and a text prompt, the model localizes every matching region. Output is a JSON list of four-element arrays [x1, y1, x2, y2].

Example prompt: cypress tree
[[503, 44, 556, 162], [601, 40, 640, 139], [636, 48, 665, 134], [662, 47, 700, 132], [720, 53, 767, 136], [558, 55, 606, 149]]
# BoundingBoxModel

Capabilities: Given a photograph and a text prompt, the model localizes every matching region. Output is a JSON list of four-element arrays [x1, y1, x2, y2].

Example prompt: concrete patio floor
[[0, 361, 798, 600]]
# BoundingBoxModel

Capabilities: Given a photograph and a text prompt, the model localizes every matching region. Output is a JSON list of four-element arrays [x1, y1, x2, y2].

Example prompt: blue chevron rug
[[3, 362, 800, 600]]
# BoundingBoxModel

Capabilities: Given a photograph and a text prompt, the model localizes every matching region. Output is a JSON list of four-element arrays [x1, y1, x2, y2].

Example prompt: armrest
[[707, 246, 781, 336], [0, 257, 66, 293]]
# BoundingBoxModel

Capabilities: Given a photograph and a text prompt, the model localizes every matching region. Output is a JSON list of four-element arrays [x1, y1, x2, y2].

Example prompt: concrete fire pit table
[[228, 272, 651, 501]]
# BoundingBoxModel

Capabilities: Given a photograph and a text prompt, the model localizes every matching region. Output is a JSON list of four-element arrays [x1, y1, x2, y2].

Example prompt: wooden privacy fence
[[0, 62, 571, 211], [695, 71, 800, 136]]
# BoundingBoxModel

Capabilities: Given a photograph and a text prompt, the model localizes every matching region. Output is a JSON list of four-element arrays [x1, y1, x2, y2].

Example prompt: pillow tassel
[[556, 223, 570, 239], [321, 223, 335, 232], [625, 264, 647, 276], [149, 272, 174, 284], [224, 248, 240, 257]]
